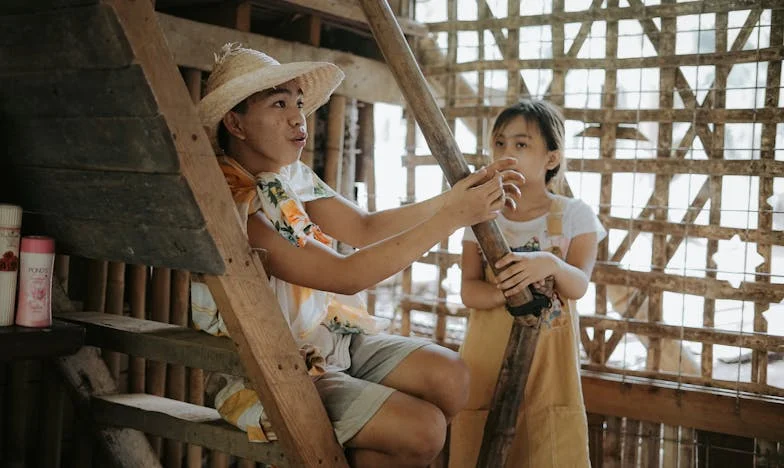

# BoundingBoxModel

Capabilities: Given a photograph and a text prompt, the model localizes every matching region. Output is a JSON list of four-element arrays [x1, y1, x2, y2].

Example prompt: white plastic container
[[0, 204, 22, 326], [15, 236, 55, 328]]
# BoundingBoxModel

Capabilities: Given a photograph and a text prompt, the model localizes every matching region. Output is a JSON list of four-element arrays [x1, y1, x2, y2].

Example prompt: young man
[[194, 44, 523, 467]]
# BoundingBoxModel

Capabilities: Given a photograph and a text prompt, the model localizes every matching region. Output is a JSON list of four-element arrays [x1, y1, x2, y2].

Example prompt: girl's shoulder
[[555, 195, 606, 241]]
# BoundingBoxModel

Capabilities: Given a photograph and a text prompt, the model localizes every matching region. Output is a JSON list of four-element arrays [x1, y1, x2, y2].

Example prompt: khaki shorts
[[206, 332, 432, 445], [321, 332, 432, 444]]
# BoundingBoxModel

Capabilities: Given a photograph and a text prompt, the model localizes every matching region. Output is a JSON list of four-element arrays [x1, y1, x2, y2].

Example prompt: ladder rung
[[93, 393, 285, 465], [57, 312, 243, 375]]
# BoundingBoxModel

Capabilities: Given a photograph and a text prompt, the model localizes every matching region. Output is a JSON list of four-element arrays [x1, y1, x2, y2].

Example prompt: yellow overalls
[[450, 199, 591, 468]]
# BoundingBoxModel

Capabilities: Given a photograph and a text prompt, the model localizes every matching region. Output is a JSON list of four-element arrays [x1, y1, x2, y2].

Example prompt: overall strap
[[546, 197, 566, 237]]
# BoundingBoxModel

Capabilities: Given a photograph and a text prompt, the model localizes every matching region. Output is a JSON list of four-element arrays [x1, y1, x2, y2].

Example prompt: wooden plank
[[0, 5, 132, 71], [111, 0, 347, 463], [581, 370, 784, 441], [566, 157, 784, 177], [426, 0, 784, 31], [21, 215, 224, 274], [583, 363, 784, 398], [444, 106, 784, 123], [0, 168, 205, 227], [57, 312, 244, 376], [271, 0, 427, 36], [92, 394, 288, 465], [157, 13, 403, 105], [599, 216, 784, 245], [580, 315, 784, 353], [0, 66, 158, 117], [0, 0, 98, 15], [423, 46, 784, 74], [592, 264, 784, 303], [0, 320, 84, 360], [3, 116, 180, 173]]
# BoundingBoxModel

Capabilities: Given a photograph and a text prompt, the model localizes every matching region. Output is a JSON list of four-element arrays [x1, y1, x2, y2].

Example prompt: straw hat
[[198, 43, 345, 151]]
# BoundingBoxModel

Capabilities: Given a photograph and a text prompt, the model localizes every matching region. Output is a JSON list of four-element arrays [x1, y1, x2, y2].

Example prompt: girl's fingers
[[498, 271, 528, 291], [494, 253, 520, 269]]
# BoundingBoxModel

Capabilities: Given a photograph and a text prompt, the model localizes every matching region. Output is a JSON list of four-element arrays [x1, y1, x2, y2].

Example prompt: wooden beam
[[581, 370, 784, 441], [426, 0, 784, 31], [58, 312, 245, 375], [0, 320, 83, 360], [157, 13, 403, 105], [108, 1, 348, 464], [92, 394, 287, 465], [270, 0, 428, 36]]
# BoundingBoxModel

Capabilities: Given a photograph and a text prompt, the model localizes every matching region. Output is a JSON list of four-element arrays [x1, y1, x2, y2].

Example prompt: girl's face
[[491, 115, 560, 187], [229, 80, 307, 172]]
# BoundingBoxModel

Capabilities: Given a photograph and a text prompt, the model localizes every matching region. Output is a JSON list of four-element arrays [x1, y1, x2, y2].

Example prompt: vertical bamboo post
[[54, 254, 69, 292], [400, 113, 417, 336], [183, 66, 205, 468], [639, 421, 661, 468], [603, 416, 621, 468], [40, 363, 66, 468], [593, 0, 619, 365], [703, 10, 729, 382], [324, 95, 346, 190], [358, 103, 376, 314], [165, 270, 190, 468], [622, 418, 639, 466], [148, 266, 171, 456], [753, 7, 782, 387], [662, 425, 678, 468], [210, 451, 229, 468], [85, 259, 108, 313], [105, 262, 125, 385], [679, 427, 695, 468], [549, 0, 565, 107], [586, 413, 605, 468], [649, 0, 677, 373], [341, 98, 358, 202], [506, 0, 520, 103], [128, 265, 147, 394]]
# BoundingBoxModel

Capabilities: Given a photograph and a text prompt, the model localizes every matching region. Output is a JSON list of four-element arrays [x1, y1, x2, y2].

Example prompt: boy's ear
[[222, 112, 246, 141], [546, 149, 562, 169]]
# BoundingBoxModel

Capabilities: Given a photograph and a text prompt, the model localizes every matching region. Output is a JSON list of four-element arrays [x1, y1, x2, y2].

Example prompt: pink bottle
[[15, 236, 55, 328]]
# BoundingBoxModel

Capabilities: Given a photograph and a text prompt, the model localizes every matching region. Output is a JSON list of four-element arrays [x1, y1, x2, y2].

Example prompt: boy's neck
[[227, 141, 284, 175]]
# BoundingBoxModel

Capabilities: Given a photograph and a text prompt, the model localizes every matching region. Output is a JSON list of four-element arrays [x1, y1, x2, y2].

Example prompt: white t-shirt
[[463, 195, 606, 252]]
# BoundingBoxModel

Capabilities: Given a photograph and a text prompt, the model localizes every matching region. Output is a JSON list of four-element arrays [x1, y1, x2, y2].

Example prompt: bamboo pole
[[164, 269, 190, 468], [356, 2, 546, 465], [128, 265, 147, 394], [85, 259, 108, 313], [400, 113, 416, 336], [105, 262, 126, 385], [358, 103, 376, 315], [148, 266, 171, 456], [324, 95, 346, 190]]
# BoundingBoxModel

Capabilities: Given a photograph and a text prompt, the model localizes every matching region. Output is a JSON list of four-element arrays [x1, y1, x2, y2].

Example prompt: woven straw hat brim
[[199, 61, 344, 150]]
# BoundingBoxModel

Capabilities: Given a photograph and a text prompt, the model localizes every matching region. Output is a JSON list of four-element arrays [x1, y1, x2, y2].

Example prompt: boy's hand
[[442, 168, 505, 228], [484, 157, 525, 210], [493, 251, 558, 297]]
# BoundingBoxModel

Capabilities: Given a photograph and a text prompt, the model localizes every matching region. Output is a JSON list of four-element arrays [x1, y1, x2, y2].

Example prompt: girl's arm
[[306, 158, 523, 248], [460, 241, 507, 309], [249, 169, 504, 295], [494, 232, 598, 300]]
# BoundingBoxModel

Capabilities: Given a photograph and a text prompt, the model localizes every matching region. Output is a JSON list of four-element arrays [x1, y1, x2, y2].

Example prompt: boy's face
[[228, 80, 307, 171], [491, 115, 559, 186]]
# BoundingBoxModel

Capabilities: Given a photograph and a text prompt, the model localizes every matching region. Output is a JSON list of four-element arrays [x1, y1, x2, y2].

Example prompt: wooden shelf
[[0, 319, 84, 360]]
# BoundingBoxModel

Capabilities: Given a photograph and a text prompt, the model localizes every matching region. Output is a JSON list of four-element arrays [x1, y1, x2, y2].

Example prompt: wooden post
[[85, 259, 108, 313], [341, 98, 358, 202], [400, 113, 417, 336], [325, 95, 346, 190], [106, 262, 125, 385], [128, 265, 147, 394], [165, 270, 190, 468], [148, 266, 171, 456], [356, 2, 544, 464], [40, 363, 66, 468], [358, 103, 376, 314]]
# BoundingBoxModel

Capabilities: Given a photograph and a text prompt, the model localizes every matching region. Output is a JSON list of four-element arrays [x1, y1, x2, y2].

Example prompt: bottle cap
[[20, 236, 55, 254], [0, 205, 22, 229]]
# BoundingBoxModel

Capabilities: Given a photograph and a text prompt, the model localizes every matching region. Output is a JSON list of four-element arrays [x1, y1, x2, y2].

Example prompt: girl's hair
[[491, 99, 566, 193]]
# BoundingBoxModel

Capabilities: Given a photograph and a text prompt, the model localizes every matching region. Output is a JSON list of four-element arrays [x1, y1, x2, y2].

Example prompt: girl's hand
[[442, 168, 505, 228], [486, 157, 525, 210], [493, 251, 559, 297]]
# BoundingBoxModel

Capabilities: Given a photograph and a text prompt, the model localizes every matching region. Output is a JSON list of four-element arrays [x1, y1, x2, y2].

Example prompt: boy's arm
[[304, 192, 447, 248], [249, 169, 504, 295], [460, 241, 506, 309], [306, 158, 523, 248]]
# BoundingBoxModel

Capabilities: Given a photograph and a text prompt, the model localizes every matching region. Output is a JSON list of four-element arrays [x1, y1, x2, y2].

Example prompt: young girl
[[451, 100, 605, 467], [192, 44, 523, 468]]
